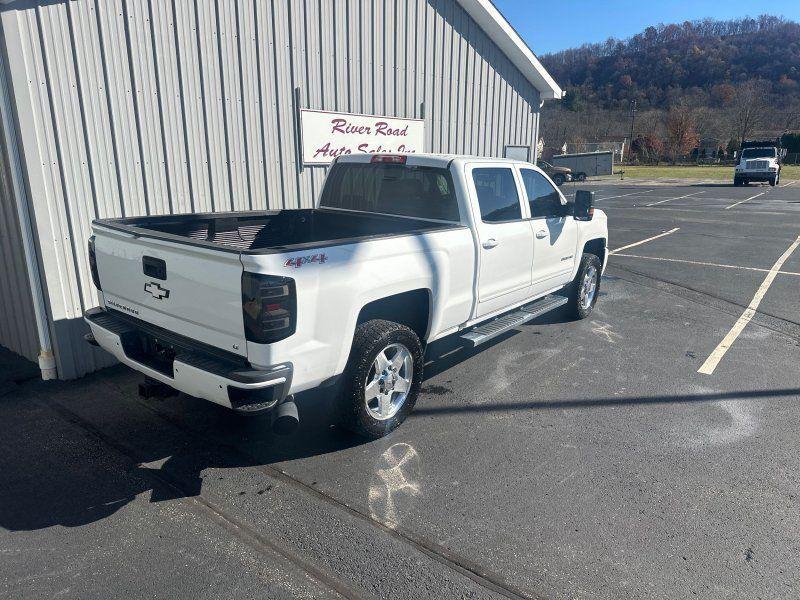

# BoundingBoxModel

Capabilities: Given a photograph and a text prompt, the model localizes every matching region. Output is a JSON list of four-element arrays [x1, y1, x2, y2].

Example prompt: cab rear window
[[320, 163, 460, 222]]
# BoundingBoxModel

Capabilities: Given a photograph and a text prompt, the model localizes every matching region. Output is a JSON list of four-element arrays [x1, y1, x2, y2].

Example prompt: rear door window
[[319, 163, 460, 222], [471, 168, 522, 222]]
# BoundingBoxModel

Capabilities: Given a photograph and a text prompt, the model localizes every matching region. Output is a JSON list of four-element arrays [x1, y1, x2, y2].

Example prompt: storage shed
[[552, 151, 614, 177], [0, 0, 562, 379]]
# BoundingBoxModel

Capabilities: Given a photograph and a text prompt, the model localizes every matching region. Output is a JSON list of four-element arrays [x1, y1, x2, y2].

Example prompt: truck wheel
[[339, 319, 423, 439], [770, 174, 778, 187], [733, 177, 742, 186], [567, 253, 601, 319], [552, 174, 566, 186]]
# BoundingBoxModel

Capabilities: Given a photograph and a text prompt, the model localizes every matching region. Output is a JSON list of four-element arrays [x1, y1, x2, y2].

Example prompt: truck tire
[[567, 253, 602, 319], [770, 172, 779, 186], [338, 319, 424, 439], [552, 174, 566, 186], [733, 177, 742, 186]]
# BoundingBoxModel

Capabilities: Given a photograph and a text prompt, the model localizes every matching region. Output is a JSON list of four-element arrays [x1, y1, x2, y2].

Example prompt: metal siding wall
[[0, 110, 39, 363], [1, 0, 540, 378]]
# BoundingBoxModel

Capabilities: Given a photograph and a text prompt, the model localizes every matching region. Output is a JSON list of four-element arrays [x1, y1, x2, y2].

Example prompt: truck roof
[[741, 140, 781, 150], [335, 153, 534, 168]]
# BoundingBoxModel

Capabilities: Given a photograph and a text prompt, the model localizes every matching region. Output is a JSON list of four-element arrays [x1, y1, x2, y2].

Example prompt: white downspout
[[0, 47, 56, 379], [532, 99, 544, 164]]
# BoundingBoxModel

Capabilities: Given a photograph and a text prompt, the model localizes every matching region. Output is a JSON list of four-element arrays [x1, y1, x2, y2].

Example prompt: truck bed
[[95, 208, 461, 254]]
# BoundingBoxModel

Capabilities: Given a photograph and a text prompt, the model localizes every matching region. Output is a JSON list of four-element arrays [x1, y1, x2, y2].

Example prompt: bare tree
[[728, 80, 768, 145], [778, 100, 800, 132], [664, 103, 700, 163], [631, 133, 664, 163], [694, 106, 727, 142]]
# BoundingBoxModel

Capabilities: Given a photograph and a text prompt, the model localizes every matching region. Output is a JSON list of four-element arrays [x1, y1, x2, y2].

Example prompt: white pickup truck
[[85, 154, 608, 438]]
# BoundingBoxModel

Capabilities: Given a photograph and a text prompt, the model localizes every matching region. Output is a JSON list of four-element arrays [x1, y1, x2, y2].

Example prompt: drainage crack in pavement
[[605, 265, 800, 340], [611, 253, 800, 277], [639, 230, 800, 244], [698, 235, 800, 375], [135, 394, 544, 600], [608, 205, 796, 218], [601, 206, 800, 227], [40, 397, 358, 600], [49, 379, 544, 600]]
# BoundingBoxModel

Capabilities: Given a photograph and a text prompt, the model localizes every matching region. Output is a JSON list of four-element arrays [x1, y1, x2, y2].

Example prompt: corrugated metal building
[[0, 0, 561, 379]]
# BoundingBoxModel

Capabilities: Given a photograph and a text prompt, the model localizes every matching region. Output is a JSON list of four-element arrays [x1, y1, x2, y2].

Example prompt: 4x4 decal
[[284, 253, 328, 269]]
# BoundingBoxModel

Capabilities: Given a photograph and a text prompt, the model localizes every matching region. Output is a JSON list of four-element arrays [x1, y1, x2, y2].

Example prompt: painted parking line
[[646, 191, 705, 207], [682, 196, 739, 201], [781, 180, 796, 188], [597, 189, 655, 201], [608, 228, 680, 255], [698, 235, 800, 375], [724, 192, 765, 210], [612, 253, 800, 277]]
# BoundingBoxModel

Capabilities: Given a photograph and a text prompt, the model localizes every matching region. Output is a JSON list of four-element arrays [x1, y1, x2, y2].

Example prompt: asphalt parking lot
[[2, 178, 800, 600]]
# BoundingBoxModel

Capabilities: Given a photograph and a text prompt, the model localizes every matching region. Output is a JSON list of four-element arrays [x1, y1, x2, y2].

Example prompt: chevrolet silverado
[[85, 154, 608, 438]]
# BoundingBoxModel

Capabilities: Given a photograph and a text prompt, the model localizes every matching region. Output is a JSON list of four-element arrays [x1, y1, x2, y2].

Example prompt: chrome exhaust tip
[[271, 396, 299, 435]]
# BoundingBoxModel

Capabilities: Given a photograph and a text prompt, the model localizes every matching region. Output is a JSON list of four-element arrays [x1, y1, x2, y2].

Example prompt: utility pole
[[627, 99, 637, 163]]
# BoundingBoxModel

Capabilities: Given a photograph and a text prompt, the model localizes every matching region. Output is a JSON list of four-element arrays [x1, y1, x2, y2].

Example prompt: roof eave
[[456, 0, 563, 101]]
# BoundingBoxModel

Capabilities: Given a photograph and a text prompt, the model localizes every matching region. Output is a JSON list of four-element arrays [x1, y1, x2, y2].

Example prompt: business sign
[[300, 109, 424, 166]]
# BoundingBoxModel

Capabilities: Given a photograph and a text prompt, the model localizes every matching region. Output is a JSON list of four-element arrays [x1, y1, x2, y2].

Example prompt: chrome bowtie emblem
[[144, 281, 170, 300]]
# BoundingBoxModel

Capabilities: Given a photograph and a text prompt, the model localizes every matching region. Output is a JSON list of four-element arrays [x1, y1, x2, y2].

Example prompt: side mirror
[[574, 190, 595, 221]]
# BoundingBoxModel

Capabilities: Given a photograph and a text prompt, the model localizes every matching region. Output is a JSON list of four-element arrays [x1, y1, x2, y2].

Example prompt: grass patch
[[618, 164, 800, 181]]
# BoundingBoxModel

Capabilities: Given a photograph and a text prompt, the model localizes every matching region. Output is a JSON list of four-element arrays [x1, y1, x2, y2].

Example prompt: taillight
[[371, 154, 407, 164], [88, 236, 102, 290], [241, 273, 296, 344]]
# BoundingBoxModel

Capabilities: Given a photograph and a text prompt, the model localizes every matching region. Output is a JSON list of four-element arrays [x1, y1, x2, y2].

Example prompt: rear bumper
[[84, 307, 292, 414]]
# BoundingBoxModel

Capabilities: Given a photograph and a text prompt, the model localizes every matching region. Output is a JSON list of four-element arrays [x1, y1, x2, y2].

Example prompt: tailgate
[[93, 227, 247, 357]]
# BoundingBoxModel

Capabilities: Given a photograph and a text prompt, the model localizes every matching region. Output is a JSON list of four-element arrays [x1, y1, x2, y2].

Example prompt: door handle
[[482, 238, 499, 249], [535, 229, 547, 239]]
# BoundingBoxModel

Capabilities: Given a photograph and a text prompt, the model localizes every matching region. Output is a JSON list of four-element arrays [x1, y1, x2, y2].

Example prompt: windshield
[[742, 148, 776, 159], [319, 163, 460, 222]]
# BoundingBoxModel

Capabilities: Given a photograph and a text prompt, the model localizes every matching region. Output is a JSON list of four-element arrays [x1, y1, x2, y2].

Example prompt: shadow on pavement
[[688, 182, 773, 188], [0, 306, 577, 533], [423, 306, 572, 379], [0, 370, 363, 532]]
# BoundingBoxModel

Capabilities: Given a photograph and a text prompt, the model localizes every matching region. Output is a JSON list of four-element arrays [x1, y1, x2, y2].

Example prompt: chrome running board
[[460, 294, 568, 347]]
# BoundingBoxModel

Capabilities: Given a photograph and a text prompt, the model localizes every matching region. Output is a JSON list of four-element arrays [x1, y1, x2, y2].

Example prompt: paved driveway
[[2, 179, 799, 599]]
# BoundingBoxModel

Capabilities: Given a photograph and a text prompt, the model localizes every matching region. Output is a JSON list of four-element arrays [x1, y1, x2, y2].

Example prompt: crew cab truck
[[85, 154, 608, 439], [734, 141, 782, 186]]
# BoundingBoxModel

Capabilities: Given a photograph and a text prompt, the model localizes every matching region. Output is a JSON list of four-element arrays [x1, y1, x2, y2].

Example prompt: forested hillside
[[539, 16, 800, 161]]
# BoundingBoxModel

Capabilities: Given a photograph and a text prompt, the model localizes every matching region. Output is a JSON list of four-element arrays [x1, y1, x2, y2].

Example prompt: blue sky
[[493, 0, 800, 55]]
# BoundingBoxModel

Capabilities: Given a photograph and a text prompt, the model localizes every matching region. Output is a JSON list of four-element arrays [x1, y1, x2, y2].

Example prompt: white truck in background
[[734, 141, 783, 186], [85, 154, 608, 439]]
